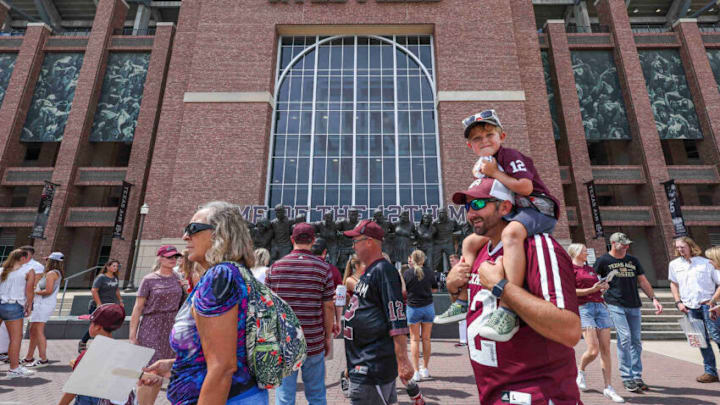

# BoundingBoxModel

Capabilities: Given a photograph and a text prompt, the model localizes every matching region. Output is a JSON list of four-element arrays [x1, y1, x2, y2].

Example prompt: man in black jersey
[[343, 219, 413, 405]]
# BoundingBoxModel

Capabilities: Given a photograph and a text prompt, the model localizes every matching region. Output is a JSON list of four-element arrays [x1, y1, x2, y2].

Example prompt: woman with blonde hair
[[251, 248, 271, 284], [402, 249, 437, 382], [23, 252, 65, 368], [569, 243, 623, 402], [0, 248, 35, 378], [143, 201, 268, 404]]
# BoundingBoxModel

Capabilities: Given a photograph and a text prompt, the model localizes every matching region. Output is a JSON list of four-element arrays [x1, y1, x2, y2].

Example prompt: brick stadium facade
[[0, 0, 719, 287]]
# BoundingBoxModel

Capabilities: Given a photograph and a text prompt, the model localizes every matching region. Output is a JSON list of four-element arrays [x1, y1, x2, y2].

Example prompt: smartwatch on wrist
[[491, 279, 509, 299]]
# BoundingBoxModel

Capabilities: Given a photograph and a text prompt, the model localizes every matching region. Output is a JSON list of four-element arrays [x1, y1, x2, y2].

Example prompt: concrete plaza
[[0, 337, 718, 405]]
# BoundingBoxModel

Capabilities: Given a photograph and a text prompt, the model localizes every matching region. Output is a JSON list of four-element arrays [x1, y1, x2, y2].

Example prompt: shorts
[[349, 380, 397, 405], [407, 303, 435, 324], [0, 302, 24, 321], [579, 302, 613, 329], [30, 301, 56, 323], [504, 207, 557, 236]]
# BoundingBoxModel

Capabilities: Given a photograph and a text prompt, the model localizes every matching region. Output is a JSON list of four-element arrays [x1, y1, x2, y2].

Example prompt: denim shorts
[[579, 302, 613, 329], [0, 302, 24, 321], [407, 303, 435, 324], [504, 207, 557, 236]]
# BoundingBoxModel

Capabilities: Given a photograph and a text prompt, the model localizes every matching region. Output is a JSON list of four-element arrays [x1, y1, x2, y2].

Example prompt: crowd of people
[[1, 108, 719, 405]]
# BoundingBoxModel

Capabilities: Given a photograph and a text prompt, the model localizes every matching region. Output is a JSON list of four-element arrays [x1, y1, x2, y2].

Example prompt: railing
[[58, 265, 103, 317], [631, 25, 670, 33], [112, 27, 156, 36], [0, 30, 26, 37], [566, 24, 610, 33], [699, 25, 720, 33], [57, 29, 92, 37]]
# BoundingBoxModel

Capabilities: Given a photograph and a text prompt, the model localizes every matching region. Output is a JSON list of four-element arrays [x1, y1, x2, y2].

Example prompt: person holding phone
[[569, 244, 624, 403]]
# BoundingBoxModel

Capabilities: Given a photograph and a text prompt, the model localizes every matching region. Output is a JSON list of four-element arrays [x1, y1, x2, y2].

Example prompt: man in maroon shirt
[[266, 223, 335, 405], [447, 179, 582, 405]]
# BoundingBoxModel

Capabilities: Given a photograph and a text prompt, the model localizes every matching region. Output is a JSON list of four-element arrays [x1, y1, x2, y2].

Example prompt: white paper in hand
[[63, 335, 155, 403]]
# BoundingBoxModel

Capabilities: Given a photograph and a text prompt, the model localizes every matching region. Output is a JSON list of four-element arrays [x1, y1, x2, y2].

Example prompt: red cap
[[452, 178, 515, 205], [157, 245, 180, 258], [291, 222, 315, 244], [90, 303, 126, 331], [343, 219, 384, 241]]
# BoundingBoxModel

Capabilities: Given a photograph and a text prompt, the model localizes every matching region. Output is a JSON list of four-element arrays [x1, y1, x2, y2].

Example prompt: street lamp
[[125, 203, 149, 291]]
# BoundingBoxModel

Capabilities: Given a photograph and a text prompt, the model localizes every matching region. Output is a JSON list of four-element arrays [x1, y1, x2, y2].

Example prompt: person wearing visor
[[446, 178, 581, 405], [435, 109, 561, 346]]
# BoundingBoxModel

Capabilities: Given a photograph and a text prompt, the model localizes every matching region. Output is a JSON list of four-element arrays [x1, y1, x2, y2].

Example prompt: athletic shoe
[[433, 302, 467, 324], [454, 342, 467, 347], [603, 386, 625, 403], [25, 359, 49, 368], [476, 308, 519, 342], [19, 358, 34, 365], [696, 373, 719, 383], [622, 380, 640, 393], [5, 366, 35, 379], [419, 367, 430, 379], [576, 370, 587, 392], [411, 371, 421, 383], [78, 341, 87, 354], [340, 371, 349, 398], [0, 353, 7, 363], [634, 378, 649, 391]]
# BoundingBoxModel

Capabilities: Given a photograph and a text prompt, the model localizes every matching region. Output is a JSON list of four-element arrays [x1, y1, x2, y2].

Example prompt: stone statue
[[433, 208, 461, 273], [315, 212, 339, 267], [392, 211, 416, 265], [336, 209, 360, 270], [269, 204, 293, 262], [415, 213, 437, 272], [372, 209, 395, 260], [250, 216, 272, 251], [455, 219, 473, 258]]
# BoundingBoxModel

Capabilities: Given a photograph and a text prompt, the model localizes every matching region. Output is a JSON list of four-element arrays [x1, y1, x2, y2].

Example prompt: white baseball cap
[[48, 252, 64, 262]]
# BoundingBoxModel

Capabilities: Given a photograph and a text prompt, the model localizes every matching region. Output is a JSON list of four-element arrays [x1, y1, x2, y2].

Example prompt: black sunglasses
[[184, 222, 214, 236], [464, 198, 499, 211]]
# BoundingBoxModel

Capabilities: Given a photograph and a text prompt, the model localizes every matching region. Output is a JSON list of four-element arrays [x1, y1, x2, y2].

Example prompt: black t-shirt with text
[[343, 258, 409, 385], [594, 253, 645, 308], [402, 265, 438, 308]]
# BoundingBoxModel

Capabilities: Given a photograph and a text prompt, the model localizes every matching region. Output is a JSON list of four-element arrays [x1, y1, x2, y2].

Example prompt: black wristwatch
[[491, 279, 509, 299], [675, 300, 683, 308]]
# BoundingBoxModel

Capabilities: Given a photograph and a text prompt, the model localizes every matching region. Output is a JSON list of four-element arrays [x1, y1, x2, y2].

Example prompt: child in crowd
[[434, 109, 560, 342], [58, 303, 131, 405]]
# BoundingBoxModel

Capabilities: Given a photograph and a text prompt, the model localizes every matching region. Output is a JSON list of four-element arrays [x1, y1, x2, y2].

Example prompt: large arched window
[[267, 35, 441, 220]]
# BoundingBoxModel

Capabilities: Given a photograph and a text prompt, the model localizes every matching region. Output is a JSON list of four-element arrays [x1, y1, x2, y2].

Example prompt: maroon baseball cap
[[452, 178, 515, 205], [292, 222, 315, 243], [343, 219, 384, 241], [90, 303, 126, 331], [157, 245, 180, 258]]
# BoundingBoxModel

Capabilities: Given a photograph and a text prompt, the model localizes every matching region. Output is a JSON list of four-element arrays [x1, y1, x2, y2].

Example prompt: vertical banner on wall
[[31, 181, 59, 239], [585, 180, 605, 239], [113, 182, 132, 239], [663, 179, 688, 237]]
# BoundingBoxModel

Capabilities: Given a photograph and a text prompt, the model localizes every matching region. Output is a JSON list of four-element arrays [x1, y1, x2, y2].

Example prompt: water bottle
[[406, 381, 426, 405]]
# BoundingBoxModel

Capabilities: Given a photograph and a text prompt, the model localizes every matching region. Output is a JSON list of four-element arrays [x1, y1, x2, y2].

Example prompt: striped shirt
[[266, 249, 335, 356]]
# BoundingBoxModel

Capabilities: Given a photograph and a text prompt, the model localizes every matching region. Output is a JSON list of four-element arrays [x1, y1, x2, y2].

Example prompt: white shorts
[[29, 301, 56, 323]]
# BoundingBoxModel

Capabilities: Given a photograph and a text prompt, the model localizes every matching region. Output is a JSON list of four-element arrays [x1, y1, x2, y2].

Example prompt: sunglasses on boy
[[464, 198, 499, 211], [183, 222, 214, 236], [462, 109, 502, 129]]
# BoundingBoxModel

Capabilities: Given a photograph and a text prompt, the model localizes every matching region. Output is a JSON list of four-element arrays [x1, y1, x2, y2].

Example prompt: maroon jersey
[[495, 146, 561, 218], [467, 234, 581, 405], [573, 264, 604, 306]]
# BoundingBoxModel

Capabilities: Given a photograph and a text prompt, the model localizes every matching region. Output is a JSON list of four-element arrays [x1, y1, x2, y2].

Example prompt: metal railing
[[699, 25, 720, 33], [57, 29, 92, 37], [631, 25, 670, 33], [112, 27, 156, 36], [58, 265, 103, 317], [566, 24, 611, 34]]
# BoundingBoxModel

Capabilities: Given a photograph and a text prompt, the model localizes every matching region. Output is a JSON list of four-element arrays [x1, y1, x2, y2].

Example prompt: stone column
[[109, 22, 176, 283], [0, 23, 51, 205], [596, 0, 675, 279], [0, 1, 10, 30], [509, 0, 570, 244], [674, 18, 720, 159], [34, 0, 129, 258], [545, 20, 606, 254]]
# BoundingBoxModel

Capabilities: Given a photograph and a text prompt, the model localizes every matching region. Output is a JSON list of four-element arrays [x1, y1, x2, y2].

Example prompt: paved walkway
[[0, 338, 718, 404]]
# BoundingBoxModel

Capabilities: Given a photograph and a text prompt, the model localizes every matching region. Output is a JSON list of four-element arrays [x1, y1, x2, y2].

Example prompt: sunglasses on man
[[464, 198, 499, 211], [184, 222, 214, 236]]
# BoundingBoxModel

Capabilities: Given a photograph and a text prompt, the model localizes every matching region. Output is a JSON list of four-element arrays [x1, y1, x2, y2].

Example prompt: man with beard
[[446, 178, 582, 405]]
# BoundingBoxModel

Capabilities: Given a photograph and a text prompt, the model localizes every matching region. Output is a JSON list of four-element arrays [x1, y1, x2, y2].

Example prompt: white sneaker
[[6, 366, 35, 379], [603, 386, 625, 403], [419, 367, 429, 379], [411, 371, 421, 382], [576, 370, 587, 391]]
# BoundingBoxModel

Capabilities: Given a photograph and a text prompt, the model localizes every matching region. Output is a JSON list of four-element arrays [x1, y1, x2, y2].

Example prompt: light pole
[[125, 203, 149, 291]]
